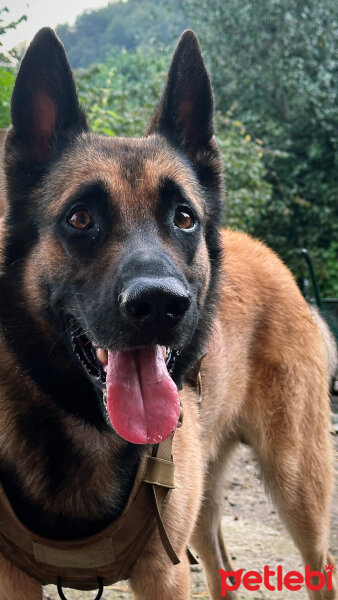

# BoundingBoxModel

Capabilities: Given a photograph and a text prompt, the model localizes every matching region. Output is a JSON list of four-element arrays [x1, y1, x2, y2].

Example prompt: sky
[[2, 0, 112, 52]]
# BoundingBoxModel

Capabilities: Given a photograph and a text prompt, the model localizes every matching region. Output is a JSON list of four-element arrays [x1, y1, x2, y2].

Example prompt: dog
[[0, 28, 336, 600]]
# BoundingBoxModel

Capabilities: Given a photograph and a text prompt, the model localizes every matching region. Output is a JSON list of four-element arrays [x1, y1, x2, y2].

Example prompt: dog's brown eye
[[68, 210, 93, 230], [174, 209, 195, 230]]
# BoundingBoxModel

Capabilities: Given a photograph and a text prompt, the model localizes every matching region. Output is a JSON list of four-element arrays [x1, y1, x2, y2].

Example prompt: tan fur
[[0, 221, 337, 598], [0, 555, 42, 600], [38, 134, 205, 219], [310, 306, 338, 383], [0, 130, 336, 600], [128, 230, 337, 599], [190, 231, 337, 599]]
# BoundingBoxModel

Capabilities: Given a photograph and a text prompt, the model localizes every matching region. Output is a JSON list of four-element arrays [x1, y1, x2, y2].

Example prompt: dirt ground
[[44, 428, 338, 600]]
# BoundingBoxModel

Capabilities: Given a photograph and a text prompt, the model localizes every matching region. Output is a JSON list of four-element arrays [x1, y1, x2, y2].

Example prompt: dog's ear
[[146, 30, 214, 160], [146, 30, 222, 192], [8, 27, 87, 164]]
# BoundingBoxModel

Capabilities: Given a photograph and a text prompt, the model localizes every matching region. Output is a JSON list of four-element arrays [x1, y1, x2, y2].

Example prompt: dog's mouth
[[69, 321, 181, 445]]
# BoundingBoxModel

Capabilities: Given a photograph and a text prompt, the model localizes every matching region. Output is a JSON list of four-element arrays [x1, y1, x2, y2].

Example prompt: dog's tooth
[[165, 347, 172, 366], [96, 347, 108, 366]]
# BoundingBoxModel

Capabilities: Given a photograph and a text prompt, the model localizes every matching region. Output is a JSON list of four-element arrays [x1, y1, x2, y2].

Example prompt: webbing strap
[[149, 434, 180, 565], [151, 484, 180, 565], [187, 546, 199, 565], [148, 392, 201, 567], [155, 434, 174, 461], [143, 457, 175, 488], [150, 488, 199, 566]]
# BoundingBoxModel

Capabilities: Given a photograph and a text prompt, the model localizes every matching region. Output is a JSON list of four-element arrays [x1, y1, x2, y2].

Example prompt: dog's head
[[1, 29, 223, 443]]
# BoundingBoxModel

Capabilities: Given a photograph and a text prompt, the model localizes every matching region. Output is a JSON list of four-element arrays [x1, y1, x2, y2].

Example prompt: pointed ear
[[8, 27, 87, 164], [146, 30, 214, 159]]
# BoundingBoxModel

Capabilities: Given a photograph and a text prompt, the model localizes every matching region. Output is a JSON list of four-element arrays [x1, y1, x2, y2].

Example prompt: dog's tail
[[310, 306, 338, 385]]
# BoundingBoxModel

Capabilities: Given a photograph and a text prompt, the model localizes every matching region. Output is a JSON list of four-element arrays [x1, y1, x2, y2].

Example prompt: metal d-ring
[[57, 577, 104, 600]]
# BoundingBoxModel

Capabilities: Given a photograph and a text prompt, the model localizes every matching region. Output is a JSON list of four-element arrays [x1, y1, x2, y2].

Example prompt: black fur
[[0, 28, 223, 540]]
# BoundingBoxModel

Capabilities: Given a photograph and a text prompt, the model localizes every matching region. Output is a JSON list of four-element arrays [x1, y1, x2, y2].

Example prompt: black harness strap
[[57, 577, 103, 600]]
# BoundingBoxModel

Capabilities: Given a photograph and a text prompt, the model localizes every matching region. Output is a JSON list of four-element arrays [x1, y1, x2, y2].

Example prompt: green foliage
[[311, 242, 338, 298], [0, 6, 27, 63], [179, 0, 338, 296], [75, 48, 169, 137], [57, 0, 187, 69], [216, 113, 273, 234], [0, 67, 14, 127], [0, 6, 26, 127]]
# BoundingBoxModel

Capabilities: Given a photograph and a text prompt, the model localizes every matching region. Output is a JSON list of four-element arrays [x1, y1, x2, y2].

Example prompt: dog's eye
[[68, 209, 93, 230], [174, 208, 195, 230]]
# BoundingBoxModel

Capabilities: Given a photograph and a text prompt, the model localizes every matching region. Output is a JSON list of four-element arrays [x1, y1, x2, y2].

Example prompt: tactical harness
[[0, 374, 202, 599]]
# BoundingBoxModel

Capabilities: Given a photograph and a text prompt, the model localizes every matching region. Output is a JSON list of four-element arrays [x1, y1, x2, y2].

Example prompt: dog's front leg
[[130, 549, 191, 600], [0, 554, 42, 600]]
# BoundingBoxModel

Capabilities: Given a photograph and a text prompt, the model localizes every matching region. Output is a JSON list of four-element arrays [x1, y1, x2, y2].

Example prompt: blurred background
[[1, 0, 337, 298]]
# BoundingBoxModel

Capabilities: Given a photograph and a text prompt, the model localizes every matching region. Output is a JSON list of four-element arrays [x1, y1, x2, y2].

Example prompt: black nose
[[120, 277, 191, 328]]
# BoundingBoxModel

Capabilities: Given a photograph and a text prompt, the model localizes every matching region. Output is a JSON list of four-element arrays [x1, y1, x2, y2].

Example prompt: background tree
[[179, 0, 338, 295], [56, 0, 187, 68], [0, 7, 27, 127], [0, 7, 27, 63]]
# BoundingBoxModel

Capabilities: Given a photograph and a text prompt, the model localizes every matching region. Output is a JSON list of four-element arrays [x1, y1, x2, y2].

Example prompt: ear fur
[[146, 30, 222, 192], [7, 27, 87, 165], [147, 30, 214, 155]]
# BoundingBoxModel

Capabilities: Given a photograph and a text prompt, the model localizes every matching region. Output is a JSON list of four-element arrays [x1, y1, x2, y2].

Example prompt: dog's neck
[[0, 332, 145, 539]]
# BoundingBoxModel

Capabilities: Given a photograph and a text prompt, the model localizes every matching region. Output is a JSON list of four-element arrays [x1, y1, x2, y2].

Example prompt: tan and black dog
[[0, 28, 336, 600]]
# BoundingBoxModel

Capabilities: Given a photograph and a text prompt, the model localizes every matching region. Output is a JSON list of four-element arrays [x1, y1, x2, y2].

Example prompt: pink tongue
[[106, 345, 180, 444]]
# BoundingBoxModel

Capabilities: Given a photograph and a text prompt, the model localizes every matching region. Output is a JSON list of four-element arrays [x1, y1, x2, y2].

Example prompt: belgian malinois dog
[[0, 28, 336, 600]]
